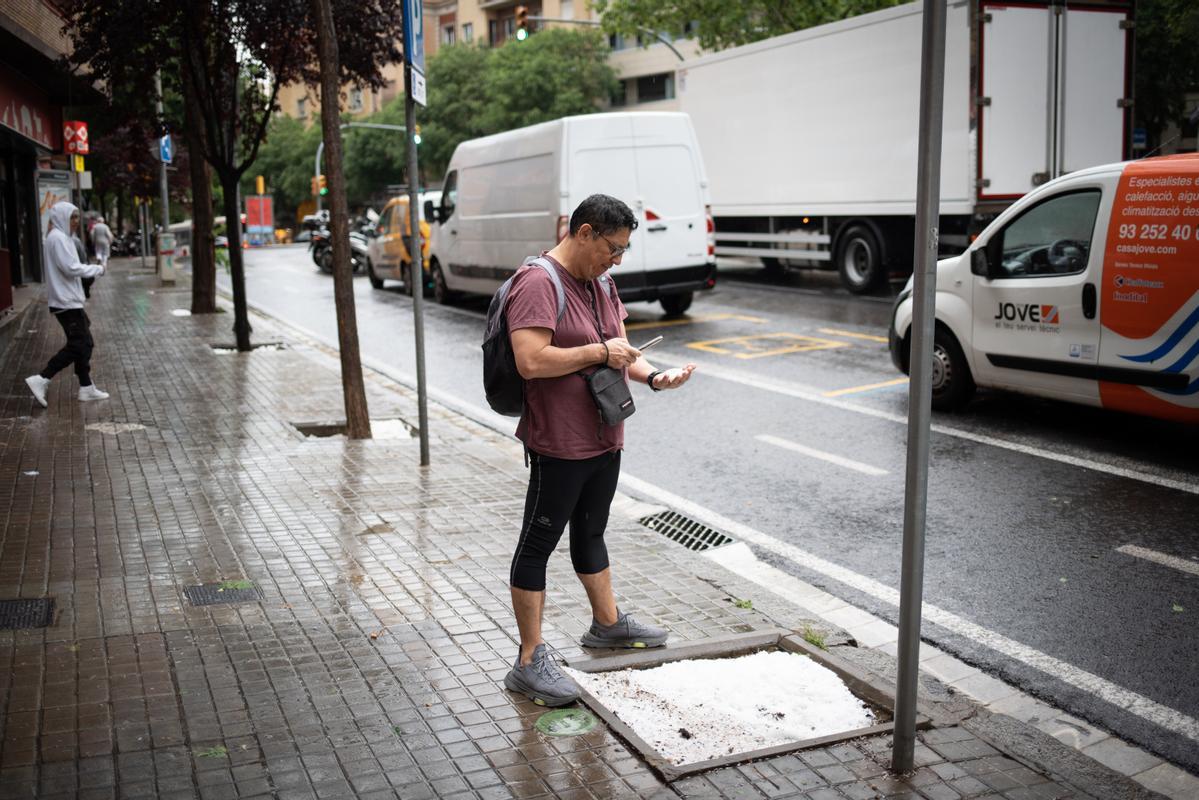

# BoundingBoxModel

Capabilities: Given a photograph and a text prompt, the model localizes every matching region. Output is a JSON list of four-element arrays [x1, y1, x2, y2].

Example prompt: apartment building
[[277, 0, 700, 125]]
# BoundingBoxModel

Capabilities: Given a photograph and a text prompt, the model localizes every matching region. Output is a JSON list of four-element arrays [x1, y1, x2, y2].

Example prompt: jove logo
[[994, 303, 1060, 324]]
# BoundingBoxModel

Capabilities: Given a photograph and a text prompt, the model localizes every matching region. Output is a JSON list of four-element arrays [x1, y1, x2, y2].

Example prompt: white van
[[423, 112, 716, 314], [889, 154, 1199, 424]]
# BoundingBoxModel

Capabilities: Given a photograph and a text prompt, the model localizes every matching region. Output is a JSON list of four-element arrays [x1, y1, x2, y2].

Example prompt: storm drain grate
[[639, 511, 735, 552], [183, 582, 262, 606], [0, 598, 55, 629]]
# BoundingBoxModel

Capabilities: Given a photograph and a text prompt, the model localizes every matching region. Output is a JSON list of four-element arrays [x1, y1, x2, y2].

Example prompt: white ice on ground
[[371, 419, 414, 439], [85, 422, 147, 435], [171, 309, 191, 316], [564, 650, 876, 766]]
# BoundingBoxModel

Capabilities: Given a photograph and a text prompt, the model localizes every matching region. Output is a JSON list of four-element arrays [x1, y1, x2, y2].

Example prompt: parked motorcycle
[[308, 224, 370, 275]]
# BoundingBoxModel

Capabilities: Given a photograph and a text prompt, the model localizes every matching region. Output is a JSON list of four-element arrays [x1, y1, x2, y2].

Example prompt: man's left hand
[[652, 364, 696, 390]]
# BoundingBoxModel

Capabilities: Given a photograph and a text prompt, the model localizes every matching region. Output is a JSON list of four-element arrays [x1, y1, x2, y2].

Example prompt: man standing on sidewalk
[[25, 201, 109, 408], [502, 194, 696, 706]]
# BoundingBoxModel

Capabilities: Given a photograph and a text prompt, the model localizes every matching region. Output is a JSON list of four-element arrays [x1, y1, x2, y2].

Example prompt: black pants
[[509, 450, 621, 592], [42, 308, 94, 387]]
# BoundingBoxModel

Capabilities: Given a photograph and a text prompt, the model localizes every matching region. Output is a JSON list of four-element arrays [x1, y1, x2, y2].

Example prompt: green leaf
[[731, 597, 753, 609], [219, 579, 253, 591], [196, 745, 227, 758], [1173, 604, 1185, 613]]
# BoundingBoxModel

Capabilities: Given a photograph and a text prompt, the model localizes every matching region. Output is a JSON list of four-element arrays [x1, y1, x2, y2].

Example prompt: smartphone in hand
[[635, 335, 663, 351]]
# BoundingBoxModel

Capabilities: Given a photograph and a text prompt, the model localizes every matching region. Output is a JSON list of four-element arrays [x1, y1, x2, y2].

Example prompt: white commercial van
[[889, 154, 1199, 424], [422, 112, 716, 314]]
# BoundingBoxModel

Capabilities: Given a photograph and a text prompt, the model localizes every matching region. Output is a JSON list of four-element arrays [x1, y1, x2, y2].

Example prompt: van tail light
[[705, 204, 715, 258], [556, 215, 569, 243], [645, 209, 660, 221]]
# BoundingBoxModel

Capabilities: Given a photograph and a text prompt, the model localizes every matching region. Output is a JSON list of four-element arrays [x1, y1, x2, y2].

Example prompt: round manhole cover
[[535, 708, 597, 737]]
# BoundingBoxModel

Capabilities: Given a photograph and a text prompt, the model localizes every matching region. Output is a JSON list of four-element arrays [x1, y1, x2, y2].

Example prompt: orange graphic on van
[[1040, 305, 1059, 324]]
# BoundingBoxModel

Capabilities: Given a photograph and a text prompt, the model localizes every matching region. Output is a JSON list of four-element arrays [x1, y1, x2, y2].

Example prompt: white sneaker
[[25, 375, 49, 408], [78, 385, 110, 402]]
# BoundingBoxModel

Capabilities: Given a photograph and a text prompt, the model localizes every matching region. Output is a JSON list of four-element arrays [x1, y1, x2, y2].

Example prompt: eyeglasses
[[597, 231, 631, 257]]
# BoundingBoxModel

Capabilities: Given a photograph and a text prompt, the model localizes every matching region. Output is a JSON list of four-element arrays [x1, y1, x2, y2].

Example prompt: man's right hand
[[603, 338, 640, 368]]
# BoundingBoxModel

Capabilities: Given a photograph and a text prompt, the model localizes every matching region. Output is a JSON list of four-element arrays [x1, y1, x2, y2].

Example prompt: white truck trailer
[[677, 0, 1133, 293]]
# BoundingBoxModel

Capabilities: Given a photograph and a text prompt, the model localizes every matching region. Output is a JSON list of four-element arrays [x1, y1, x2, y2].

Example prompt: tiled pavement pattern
[[0, 262, 1166, 799]]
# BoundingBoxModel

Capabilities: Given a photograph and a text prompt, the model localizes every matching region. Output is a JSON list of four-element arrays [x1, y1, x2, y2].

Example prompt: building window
[[296, 97, 308, 119], [349, 88, 364, 113], [505, 17, 515, 38], [442, 25, 455, 45], [463, 22, 473, 42], [560, 0, 574, 19], [489, 19, 499, 45], [636, 73, 675, 103], [610, 81, 628, 108]]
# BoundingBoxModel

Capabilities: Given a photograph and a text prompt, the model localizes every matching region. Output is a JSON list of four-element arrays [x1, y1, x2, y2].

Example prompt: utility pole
[[155, 72, 170, 233], [891, 0, 947, 774]]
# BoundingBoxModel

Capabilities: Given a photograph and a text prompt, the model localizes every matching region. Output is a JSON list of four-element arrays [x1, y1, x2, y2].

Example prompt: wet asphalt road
[[218, 246, 1199, 771]]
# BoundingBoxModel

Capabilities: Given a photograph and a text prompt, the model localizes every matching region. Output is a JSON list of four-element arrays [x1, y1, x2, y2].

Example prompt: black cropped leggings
[[509, 449, 621, 592]]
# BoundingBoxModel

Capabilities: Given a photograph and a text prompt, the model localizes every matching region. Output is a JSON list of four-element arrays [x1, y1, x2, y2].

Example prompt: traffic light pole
[[314, 122, 416, 212], [404, 66, 430, 467]]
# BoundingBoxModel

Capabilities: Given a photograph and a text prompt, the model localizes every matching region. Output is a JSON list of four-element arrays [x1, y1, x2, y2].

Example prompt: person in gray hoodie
[[25, 201, 109, 407]]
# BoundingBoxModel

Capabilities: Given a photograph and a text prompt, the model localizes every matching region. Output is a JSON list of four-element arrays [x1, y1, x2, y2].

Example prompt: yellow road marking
[[687, 333, 848, 360], [823, 377, 909, 397], [625, 313, 766, 331], [818, 327, 889, 343]]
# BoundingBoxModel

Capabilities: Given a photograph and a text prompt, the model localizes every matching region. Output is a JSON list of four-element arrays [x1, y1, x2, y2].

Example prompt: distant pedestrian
[[91, 216, 113, 268], [25, 201, 109, 408], [502, 194, 696, 707]]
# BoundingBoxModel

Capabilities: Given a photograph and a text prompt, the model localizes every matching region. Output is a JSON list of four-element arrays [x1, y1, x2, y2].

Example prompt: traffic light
[[319, 174, 328, 196], [413, 125, 422, 145], [310, 176, 319, 196], [515, 5, 529, 40]]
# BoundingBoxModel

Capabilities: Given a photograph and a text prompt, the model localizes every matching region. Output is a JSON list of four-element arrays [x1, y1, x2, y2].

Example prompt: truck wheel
[[660, 292, 693, 317], [835, 224, 884, 294], [761, 257, 785, 277], [930, 328, 975, 411], [432, 260, 455, 305], [366, 258, 384, 289]]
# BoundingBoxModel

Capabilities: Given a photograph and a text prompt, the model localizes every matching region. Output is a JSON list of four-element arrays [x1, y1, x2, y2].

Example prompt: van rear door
[[630, 116, 707, 274]]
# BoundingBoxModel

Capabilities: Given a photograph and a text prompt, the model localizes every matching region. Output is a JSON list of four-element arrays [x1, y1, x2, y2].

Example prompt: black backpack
[[482, 256, 612, 416]]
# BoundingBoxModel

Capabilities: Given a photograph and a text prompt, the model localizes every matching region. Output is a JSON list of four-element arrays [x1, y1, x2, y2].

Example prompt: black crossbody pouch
[[581, 282, 635, 427]]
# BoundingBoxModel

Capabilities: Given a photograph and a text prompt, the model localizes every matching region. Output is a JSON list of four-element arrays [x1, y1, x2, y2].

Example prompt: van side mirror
[[423, 201, 438, 223], [970, 248, 989, 276]]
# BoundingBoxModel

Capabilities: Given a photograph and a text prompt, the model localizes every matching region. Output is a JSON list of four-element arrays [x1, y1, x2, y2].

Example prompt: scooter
[[309, 224, 369, 275]]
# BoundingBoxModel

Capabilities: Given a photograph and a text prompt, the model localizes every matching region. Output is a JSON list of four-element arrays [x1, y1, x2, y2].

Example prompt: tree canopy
[[1134, 0, 1199, 147], [592, 0, 907, 52], [420, 29, 618, 178]]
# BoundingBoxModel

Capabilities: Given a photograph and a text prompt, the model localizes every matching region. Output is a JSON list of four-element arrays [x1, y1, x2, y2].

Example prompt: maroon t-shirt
[[506, 254, 629, 459]]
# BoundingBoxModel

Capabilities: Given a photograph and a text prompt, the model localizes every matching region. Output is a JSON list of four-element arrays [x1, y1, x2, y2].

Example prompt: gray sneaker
[[504, 643, 580, 707], [580, 610, 668, 649]]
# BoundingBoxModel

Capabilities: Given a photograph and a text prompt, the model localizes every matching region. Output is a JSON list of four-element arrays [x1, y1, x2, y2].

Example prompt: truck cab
[[890, 154, 1199, 423]]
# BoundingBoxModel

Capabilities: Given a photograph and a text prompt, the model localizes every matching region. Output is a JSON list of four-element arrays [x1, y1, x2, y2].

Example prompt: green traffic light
[[516, 28, 528, 41], [319, 188, 328, 196]]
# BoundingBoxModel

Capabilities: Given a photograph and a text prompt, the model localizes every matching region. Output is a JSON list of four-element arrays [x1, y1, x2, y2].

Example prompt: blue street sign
[[402, 0, 425, 74], [160, 134, 173, 164], [1132, 128, 1147, 150]]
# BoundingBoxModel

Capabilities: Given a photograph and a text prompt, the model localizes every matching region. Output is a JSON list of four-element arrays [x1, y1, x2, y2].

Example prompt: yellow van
[[366, 195, 431, 295]]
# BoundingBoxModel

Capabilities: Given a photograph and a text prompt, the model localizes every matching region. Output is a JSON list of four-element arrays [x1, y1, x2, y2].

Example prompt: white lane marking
[[648, 355, 1199, 497], [618, 472, 1199, 744], [1117, 545, 1199, 578], [756, 434, 888, 476]]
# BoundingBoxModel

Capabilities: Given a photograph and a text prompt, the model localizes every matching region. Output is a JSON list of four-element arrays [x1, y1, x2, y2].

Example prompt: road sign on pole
[[160, 134, 173, 164]]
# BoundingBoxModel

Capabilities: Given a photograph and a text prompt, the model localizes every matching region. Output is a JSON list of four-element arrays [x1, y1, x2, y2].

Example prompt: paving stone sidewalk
[[0, 261, 1172, 799]]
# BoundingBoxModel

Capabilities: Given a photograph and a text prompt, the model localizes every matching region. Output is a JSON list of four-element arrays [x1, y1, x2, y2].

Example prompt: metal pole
[[138, 200, 147, 269], [891, 0, 947, 774], [528, 16, 686, 61], [155, 72, 170, 233], [405, 65, 430, 466]]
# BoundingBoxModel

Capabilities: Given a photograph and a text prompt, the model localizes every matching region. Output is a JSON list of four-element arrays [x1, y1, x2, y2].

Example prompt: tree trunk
[[219, 173, 253, 350], [183, 56, 218, 314], [309, 0, 371, 439]]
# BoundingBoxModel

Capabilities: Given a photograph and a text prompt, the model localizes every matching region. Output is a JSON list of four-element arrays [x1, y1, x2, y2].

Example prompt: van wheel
[[432, 260, 455, 305], [660, 292, 693, 317], [835, 224, 884, 294], [367, 258, 384, 289], [930, 328, 975, 411]]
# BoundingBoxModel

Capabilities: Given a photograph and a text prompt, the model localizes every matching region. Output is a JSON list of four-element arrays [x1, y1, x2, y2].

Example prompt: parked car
[[366, 195, 430, 294]]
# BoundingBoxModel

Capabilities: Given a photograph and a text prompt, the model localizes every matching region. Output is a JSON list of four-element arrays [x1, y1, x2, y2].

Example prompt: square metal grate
[[639, 511, 735, 552], [0, 598, 55, 629], [183, 583, 262, 606]]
